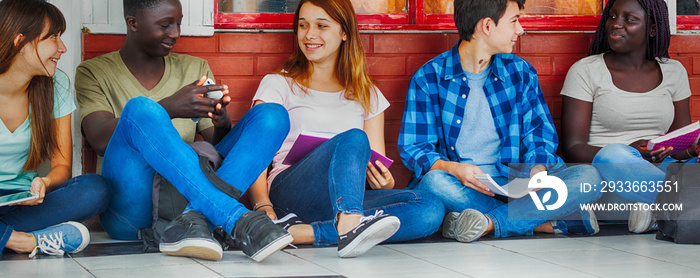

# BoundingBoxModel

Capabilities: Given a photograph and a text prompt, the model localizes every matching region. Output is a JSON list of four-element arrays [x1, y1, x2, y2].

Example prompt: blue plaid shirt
[[398, 42, 565, 182]]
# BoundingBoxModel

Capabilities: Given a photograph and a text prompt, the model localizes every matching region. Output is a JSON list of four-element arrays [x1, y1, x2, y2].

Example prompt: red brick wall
[[81, 32, 700, 188]]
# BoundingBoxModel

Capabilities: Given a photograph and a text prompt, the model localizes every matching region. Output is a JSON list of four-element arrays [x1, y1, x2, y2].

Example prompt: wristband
[[254, 202, 273, 211]]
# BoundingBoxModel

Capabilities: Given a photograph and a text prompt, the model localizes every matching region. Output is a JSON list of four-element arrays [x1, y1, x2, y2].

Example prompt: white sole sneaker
[[338, 216, 400, 258], [66, 221, 91, 253], [452, 209, 488, 243], [250, 232, 293, 262], [160, 238, 223, 261], [629, 202, 654, 233], [441, 212, 460, 239]]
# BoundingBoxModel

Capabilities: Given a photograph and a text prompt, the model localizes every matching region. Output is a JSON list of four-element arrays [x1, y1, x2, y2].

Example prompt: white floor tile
[[523, 249, 659, 267], [75, 253, 197, 270], [571, 261, 700, 278], [385, 242, 511, 258], [351, 271, 471, 278], [421, 248, 553, 273], [462, 264, 597, 278], [286, 246, 449, 277], [483, 237, 609, 253], [675, 260, 700, 271], [0, 258, 94, 278], [622, 245, 700, 263], [573, 234, 672, 250], [90, 263, 221, 278], [202, 249, 337, 277]]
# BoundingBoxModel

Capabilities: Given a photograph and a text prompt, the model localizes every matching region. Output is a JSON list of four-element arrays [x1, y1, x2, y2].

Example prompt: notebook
[[283, 130, 394, 168], [473, 174, 530, 198], [647, 121, 700, 155]]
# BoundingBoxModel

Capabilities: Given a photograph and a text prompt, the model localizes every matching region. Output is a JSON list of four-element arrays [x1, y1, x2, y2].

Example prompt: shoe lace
[[359, 210, 384, 224], [29, 232, 66, 258]]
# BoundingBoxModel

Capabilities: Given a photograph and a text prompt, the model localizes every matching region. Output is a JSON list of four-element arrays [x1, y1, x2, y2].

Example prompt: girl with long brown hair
[[249, 0, 443, 258], [0, 0, 109, 257]]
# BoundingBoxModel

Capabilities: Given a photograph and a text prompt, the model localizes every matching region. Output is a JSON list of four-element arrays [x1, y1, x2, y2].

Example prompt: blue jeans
[[100, 97, 289, 239], [592, 144, 697, 220], [0, 174, 110, 253], [593, 143, 697, 203], [269, 129, 444, 245], [417, 165, 603, 238]]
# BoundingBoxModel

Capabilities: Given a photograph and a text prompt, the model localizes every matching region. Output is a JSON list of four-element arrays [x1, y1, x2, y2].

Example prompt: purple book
[[647, 121, 700, 155], [282, 130, 394, 168]]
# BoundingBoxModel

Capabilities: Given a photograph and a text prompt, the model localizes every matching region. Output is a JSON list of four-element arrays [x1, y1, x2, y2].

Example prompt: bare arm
[[248, 170, 277, 220], [45, 114, 74, 186], [81, 111, 119, 156], [560, 96, 601, 163], [21, 114, 73, 206]]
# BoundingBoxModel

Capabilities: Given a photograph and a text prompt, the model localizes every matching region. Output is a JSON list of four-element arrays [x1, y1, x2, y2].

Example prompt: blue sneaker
[[552, 208, 599, 235], [29, 221, 90, 258]]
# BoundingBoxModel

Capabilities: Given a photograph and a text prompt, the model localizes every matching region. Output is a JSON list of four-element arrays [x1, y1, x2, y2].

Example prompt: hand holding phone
[[0, 191, 39, 207]]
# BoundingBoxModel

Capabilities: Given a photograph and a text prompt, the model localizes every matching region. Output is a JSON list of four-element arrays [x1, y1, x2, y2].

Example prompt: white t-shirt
[[252, 74, 390, 186], [0, 71, 76, 191], [561, 54, 691, 147]]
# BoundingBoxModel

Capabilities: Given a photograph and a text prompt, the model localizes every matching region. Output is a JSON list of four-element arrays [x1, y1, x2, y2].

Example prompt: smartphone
[[0, 191, 39, 207]]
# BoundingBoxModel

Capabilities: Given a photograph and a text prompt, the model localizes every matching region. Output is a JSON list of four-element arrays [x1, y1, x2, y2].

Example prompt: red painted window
[[215, 0, 700, 31]]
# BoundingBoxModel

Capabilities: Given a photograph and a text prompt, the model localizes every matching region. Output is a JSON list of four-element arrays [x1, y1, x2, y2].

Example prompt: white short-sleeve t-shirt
[[252, 74, 390, 185], [561, 54, 691, 147], [0, 71, 76, 191]]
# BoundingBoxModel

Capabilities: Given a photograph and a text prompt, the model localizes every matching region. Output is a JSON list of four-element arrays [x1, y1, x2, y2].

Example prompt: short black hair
[[589, 0, 670, 60], [123, 0, 167, 17], [454, 0, 526, 42]]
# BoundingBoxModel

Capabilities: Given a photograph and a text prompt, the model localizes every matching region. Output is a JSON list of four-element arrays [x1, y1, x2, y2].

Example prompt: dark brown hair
[[0, 0, 66, 171]]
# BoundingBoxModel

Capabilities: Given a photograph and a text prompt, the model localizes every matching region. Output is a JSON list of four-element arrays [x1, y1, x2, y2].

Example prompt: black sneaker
[[159, 210, 223, 261], [232, 210, 293, 262], [337, 211, 400, 258], [273, 213, 303, 230]]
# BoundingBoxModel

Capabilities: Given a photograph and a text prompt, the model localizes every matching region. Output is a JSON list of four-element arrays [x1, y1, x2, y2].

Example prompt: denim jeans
[[417, 165, 603, 238], [591, 143, 697, 220], [269, 129, 444, 245], [0, 174, 110, 253], [100, 97, 289, 239], [592, 143, 697, 204]]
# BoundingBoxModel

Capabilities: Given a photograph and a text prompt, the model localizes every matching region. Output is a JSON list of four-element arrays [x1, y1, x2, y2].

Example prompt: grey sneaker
[[442, 209, 489, 243], [159, 210, 223, 261], [629, 202, 657, 233], [232, 210, 293, 262]]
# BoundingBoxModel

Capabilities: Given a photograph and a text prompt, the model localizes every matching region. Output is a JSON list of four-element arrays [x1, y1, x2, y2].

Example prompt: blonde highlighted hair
[[276, 0, 376, 114]]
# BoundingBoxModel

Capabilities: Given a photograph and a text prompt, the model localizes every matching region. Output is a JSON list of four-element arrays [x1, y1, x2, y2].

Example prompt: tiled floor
[[2, 225, 699, 278]]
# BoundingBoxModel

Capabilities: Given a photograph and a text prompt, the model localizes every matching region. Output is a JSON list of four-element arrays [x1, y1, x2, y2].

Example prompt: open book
[[282, 130, 394, 169], [473, 174, 530, 198], [647, 121, 700, 155]]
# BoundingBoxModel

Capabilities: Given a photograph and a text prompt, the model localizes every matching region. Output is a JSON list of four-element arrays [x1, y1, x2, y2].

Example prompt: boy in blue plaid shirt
[[398, 0, 604, 242]]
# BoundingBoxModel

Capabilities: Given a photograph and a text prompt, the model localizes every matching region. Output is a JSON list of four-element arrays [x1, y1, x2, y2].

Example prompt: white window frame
[[82, 0, 214, 36]]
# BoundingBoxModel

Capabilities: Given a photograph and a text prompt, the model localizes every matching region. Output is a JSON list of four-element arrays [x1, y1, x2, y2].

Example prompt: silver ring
[[651, 156, 657, 162]]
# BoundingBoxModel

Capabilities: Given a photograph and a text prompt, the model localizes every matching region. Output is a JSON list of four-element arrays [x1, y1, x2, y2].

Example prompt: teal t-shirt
[[0, 71, 76, 191]]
